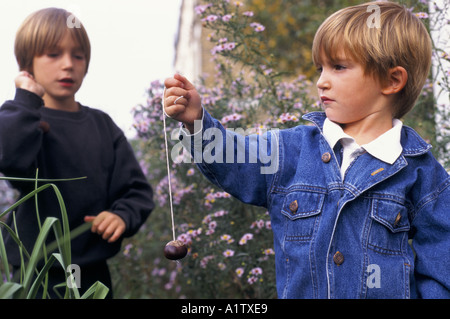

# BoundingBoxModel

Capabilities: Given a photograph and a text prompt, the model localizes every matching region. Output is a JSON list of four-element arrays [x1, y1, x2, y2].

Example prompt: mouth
[[58, 78, 75, 87], [320, 96, 334, 104]]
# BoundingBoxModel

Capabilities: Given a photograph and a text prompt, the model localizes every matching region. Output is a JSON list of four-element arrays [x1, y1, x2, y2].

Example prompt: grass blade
[[0, 221, 31, 261], [80, 281, 109, 299], [0, 282, 22, 299], [0, 227, 11, 282], [26, 253, 57, 299], [21, 217, 60, 297], [0, 184, 52, 219], [0, 174, 106, 299]]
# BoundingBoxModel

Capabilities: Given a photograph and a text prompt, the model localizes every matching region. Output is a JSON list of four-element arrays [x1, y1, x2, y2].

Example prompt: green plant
[[0, 173, 109, 299]]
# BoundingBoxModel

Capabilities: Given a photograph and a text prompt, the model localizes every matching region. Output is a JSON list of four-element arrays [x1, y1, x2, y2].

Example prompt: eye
[[73, 54, 85, 60], [334, 64, 346, 71], [47, 52, 59, 58], [316, 66, 323, 73]]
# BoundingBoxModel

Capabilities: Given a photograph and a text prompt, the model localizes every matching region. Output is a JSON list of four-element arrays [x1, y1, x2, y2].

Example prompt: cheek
[[31, 58, 41, 76], [33, 67, 51, 84], [32, 59, 51, 79], [75, 60, 87, 76]]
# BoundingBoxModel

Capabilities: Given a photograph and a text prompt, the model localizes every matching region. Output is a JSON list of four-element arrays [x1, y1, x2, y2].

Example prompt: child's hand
[[164, 73, 203, 133], [14, 71, 45, 97], [84, 211, 126, 243]]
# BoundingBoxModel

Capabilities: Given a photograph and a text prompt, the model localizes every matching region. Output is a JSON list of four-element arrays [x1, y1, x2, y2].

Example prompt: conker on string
[[164, 240, 188, 260]]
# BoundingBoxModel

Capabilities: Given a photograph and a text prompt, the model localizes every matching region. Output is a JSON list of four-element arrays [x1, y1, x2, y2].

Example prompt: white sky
[[0, 0, 182, 137]]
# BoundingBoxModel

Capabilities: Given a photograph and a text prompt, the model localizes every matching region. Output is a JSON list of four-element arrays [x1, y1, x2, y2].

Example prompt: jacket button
[[333, 251, 344, 266], [321, 152, 331, 163], [289, 200, 298, 213]]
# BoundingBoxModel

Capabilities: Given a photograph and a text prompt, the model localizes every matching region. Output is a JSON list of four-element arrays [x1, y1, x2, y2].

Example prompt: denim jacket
[[180, 110, 450, 299]]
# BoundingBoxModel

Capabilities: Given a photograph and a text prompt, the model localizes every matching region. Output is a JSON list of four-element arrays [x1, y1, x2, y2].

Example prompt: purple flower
[[221, 112, 242, 124], [239, 233, 254, 245], [224, 42, 236, 50], [250, 267, 263, 275], [123, 243, 133, 257], [195, 4, 211, 15], [222, 14, 233, 22], [235, 267, 245, 277], [203, 15, 218, 22], [211, 41, 238, 55], [263, 248, 275, 255], [247, 276, 258, 284], [415, 12, 429, 19], [250, 22, 265, 32], [223, 249, 235, 257]]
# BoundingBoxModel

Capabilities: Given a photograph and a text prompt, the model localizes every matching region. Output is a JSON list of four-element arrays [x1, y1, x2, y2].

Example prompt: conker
[[164, 240, 188, 260]]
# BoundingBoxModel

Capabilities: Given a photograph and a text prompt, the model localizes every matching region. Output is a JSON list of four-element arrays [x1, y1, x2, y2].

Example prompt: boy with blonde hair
[[164, 1, 449, 298], [0, 8, 154, 297]]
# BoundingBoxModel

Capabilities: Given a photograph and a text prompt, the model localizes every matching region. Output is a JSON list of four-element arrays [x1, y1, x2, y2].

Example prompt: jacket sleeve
[[0, 89, 45, 177], [107, 128, 154, 237], [179, 109, 278, 208], [412, 177, 450, 298]]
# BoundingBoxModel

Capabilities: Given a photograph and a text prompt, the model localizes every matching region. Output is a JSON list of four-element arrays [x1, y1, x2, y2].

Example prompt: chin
[[324, 108, 356, 125], [324, 109, 343, 124]]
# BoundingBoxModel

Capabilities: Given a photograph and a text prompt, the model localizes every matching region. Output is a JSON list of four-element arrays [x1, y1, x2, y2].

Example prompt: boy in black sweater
[[0, 8, 154, 297]]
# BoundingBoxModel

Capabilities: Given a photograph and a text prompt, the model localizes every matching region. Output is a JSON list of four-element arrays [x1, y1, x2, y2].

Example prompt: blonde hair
[[312, 1, 432, 119], [15, 7, 91, 74]]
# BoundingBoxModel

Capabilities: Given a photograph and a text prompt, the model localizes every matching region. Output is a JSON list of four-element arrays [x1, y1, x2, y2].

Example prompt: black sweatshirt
[[0, 89, 154, 266]]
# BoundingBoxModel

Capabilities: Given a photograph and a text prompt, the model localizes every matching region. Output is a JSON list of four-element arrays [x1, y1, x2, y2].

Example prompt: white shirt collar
[[323, 118, 403, 165]]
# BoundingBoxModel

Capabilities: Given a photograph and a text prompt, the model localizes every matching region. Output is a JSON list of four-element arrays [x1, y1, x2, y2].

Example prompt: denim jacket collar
[[302, 112, 432, 157]]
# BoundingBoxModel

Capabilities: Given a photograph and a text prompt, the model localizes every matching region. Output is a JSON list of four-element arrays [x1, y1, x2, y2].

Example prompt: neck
[[43, 94, 79, 112], [341, 112, 393, 145]]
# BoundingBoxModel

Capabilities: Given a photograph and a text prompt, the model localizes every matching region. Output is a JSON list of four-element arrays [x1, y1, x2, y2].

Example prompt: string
[[162, 87, 176, 241]]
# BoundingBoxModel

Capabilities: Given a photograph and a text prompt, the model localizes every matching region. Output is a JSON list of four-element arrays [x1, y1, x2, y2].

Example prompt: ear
[[381, 66, 408, 95]]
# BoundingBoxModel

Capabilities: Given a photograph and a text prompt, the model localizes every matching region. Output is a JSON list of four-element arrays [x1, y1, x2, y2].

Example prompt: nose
[[61, 53, 74, 70], [316, 70, 330, 91]]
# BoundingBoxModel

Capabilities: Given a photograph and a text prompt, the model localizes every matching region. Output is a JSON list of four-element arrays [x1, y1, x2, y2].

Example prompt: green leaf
[[0, 227, 11, 282], [80, 281, 110, 299], [21, 217, 61, 297], [26, 253, 58, 299], [0, 221, 32, 261], [0, 282, 22, 299]]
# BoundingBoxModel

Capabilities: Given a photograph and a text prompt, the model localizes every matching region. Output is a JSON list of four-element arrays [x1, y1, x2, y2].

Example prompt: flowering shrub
[[118, 72, 309, 297], [108, 0, 449, 298], [0, 175, 17, 213]]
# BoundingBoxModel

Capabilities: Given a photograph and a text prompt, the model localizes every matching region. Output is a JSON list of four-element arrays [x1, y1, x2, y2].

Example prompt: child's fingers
[[107, 224, 126, 243], [84, 216, 96, 223], [84, 213, 107, 233], [164, 73, 196, 91], [167, 95, 188, 107], [163, 85, 191, 118], [101, 222, 116, 241], [174, 73, 196, 90], [164, 86, 190, 101], [164, 76, 185, 90], [84, 212, 125, 243], [99, 217, 125, 243], [17, 71, 29, 78], [84, 215, 98, 232], [163, 73, 202, 127], [164, 103, 188, 119], [14, 72, 45, 97]]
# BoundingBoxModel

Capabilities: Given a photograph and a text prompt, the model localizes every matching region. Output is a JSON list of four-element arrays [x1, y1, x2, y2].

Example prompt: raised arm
[[0, 72, 46, 177]]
